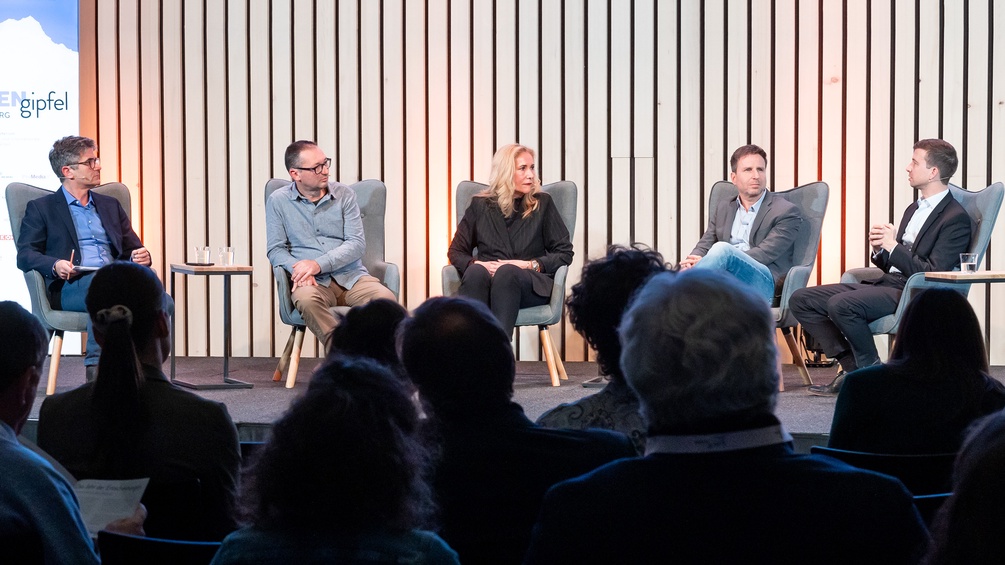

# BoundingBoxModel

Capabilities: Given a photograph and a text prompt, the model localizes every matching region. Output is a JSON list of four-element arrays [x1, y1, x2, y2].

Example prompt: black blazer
[[16, 187, 143, 302], [448, 192, 573, 297], [869, 191, 972, 288]]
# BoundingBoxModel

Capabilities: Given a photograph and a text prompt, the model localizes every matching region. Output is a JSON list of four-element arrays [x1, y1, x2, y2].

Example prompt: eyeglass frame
[[292, 158, 332, 175], [69, 157, 100, 169]]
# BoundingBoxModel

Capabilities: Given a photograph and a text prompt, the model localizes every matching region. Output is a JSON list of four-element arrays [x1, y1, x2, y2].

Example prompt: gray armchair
[[706, 181, 829, 389], [840, 182, 1004, 338], [441, 180, 578, 387], [5, 182, 132, 395], [264, 178, 400, 388]]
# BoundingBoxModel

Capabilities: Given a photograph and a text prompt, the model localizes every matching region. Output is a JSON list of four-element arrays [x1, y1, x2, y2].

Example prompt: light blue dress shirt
[[61, 187, 113, 268]]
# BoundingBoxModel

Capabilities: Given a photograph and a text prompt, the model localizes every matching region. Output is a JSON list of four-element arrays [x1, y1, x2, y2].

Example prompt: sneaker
[[807, 370, 847, 397], [582, 375, 610, 389]]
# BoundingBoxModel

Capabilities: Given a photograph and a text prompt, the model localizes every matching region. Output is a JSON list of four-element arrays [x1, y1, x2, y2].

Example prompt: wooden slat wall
[[82, 0, 1005, 364]]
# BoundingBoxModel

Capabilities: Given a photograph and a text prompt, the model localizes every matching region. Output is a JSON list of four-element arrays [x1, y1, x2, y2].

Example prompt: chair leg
[[539, 326, 561, 387], [47, 331, 64, 396], [782, 327, 814, 386], [285, 327, 305, 389], [274, 328, 297, 381]]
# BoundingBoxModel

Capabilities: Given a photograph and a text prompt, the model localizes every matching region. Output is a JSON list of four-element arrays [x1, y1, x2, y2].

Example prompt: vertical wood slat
[[81, 0, 1005, 364]]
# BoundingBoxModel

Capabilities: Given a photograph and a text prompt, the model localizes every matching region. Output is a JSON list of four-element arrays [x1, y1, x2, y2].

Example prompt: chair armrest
[[367, 260, 400, 300], [25, 271, 54, 319], [442, 265, 461, 296], [840, 267, 883, 284], [775, 264, 812, 327], [271, 265, 300, 326]]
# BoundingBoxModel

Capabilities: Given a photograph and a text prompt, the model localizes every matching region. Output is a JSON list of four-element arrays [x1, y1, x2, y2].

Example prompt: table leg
[[170, 270, 176, 380]]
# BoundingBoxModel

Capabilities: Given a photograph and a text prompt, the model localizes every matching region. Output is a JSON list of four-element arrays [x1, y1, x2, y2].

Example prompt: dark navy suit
[[16, 187, 142, 308]]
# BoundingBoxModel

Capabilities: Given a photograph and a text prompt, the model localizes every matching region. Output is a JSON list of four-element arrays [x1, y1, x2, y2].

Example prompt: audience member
[[923, 409, 1005, 565], [536, 244, 666, 453], [211, 357, 458, 564], [447, 144, 574, 337], [525, 269, 929, 564], [325, 298, 408, 379], [829, 288, 1005, 454], [0, 301, 100, 564], [399, 297, 634, 564], [37, 261, 240, 541]]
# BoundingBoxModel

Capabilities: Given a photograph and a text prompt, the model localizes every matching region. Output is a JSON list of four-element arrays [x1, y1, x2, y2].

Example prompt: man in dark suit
[[399, 297, 635, 565], [680, 144, 802, 303], [525, 270, 929, 564], [15, 136, 151, 380], [791, 139, 972, 396]]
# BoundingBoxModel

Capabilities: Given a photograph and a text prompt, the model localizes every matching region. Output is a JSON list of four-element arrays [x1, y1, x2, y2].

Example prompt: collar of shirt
[[61, 186, 92, 208], [917, 186, 950, 210], [736, 188, 767, 214], [284, 182, 332, 204], [645, 424, 793, 455]]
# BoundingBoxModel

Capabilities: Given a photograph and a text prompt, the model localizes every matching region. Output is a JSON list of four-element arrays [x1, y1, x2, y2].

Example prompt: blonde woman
[[447, 144, 573, 337]]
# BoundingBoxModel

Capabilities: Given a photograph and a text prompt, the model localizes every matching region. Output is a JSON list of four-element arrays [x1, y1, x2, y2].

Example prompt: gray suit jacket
[[690, 190, 802, 289]]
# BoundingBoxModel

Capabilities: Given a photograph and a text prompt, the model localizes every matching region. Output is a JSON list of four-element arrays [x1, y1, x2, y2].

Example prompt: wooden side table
[[169, 263, 254, 389]]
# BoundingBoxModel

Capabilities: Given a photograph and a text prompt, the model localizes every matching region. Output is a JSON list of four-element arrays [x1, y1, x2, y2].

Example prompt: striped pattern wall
[[79, 0, 1005, 364]]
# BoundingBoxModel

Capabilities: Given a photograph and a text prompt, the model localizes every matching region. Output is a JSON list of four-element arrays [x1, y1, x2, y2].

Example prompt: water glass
[[960, 253, 977, 273], [219, 246, 235, 266], [194, 246, 212, 264]]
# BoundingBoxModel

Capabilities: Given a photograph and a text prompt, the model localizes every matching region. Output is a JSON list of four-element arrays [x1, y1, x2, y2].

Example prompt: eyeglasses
[[293, 158, 331, 175], [70, 158, 100, 169]]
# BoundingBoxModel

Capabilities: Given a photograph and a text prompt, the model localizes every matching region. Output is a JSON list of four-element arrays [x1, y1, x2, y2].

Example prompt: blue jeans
[[693, 242, 776, 303], [60, 272, 100, 367]]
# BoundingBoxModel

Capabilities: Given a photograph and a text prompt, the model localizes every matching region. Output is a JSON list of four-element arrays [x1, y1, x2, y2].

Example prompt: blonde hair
[[483, 144, 541, 218]]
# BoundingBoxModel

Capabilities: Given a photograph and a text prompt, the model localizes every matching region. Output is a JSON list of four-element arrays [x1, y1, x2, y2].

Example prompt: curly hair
[[566, 244, 668, 382], [240, 356, 435, 533]]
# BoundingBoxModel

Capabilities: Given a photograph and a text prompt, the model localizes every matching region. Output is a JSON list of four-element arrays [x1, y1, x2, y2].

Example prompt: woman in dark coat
[[447, 144, 573, 337], [828, 288, 1005, 454]]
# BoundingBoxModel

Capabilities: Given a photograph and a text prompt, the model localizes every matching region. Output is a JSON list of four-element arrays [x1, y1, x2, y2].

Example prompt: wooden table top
[[169, 263, 254, 275], [924, 270, 1005, 283]]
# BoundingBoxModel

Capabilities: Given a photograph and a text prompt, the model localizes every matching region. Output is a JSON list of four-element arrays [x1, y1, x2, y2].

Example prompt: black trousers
[[458, 263, 550, 338], [789, 282, 902, 371]]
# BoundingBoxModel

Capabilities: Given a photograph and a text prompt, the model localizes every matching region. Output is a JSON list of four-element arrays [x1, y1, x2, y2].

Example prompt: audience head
[[242, 356, 433, 533], [888, 288, 989, 379], [85, 262, 169, 472], [326, 299, 408, 377], [619, 269, 779, 435], [400, 296, 515, 418], [914, 139, 959, 183], [486, 143, 540, 218], [0, 302, 48, 433], [924, 410, 1005, 564], [49, 135, 97, 180], [567, 244, 668, 383]]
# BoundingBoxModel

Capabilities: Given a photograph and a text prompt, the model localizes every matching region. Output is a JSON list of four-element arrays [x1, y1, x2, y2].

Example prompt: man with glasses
[[266, 140, 395, 344], [16, 136, 151, 382]]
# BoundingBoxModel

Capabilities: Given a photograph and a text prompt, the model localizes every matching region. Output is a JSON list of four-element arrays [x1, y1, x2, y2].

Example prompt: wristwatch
[[530, 260, 541, 272]]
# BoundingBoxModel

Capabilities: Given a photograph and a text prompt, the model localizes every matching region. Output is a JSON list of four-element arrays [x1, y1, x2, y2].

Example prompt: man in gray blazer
[[679, 144, 802, 302]]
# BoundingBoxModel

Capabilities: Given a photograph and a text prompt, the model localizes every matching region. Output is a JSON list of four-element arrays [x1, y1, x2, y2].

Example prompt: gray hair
[[49, 135, 96, 179], [619, 270, 779, 434]]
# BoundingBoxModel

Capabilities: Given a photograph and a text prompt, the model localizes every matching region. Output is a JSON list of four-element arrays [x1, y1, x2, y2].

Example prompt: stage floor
[[25, 356, 857, 451]]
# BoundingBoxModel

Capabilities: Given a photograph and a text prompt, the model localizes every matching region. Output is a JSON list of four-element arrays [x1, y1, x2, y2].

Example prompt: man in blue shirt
[[16, 136, 152, 381], [266, 140, 395, 344], [679, 144, 802, 303]]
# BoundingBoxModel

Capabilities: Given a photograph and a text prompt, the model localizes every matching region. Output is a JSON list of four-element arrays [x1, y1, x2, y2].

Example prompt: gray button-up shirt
[[266, 180, 368, 289]]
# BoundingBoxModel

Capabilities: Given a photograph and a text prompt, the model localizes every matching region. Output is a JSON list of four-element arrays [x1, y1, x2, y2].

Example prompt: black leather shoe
[[807, 370, 846, 397]]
